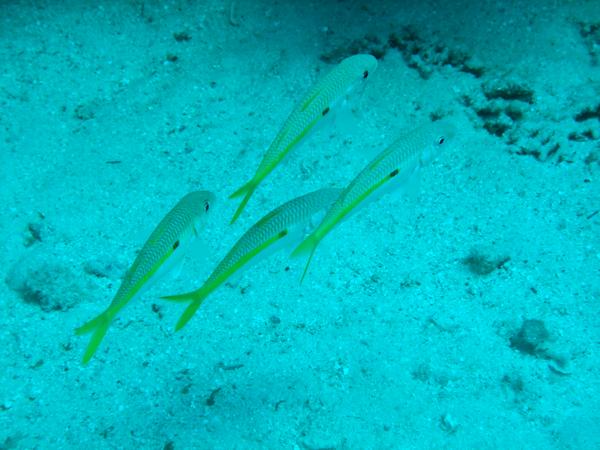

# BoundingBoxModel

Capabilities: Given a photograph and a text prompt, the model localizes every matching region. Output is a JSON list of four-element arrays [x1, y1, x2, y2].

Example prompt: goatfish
[[229, 54, 378, 224], [75, 190, 216, 364], [292, 120, 456, 281], [163, 187, 341, 330]]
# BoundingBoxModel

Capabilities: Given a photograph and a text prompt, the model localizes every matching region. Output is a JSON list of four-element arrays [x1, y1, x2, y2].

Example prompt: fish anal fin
[[291, 234, 321, 284]]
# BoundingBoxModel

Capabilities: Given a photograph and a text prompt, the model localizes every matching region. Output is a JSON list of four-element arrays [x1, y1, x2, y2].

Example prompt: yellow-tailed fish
[[75, 190, 216, 364], [292, 120, 455, 281], [163, 188, 341, 330], [229, 54, 378, 224]]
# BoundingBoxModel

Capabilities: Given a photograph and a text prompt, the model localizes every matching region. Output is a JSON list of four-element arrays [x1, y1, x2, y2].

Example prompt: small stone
[[440, 413, 459, 434], [269, 315, 281, 325], [74, 103, 96, 121], [173, 31, 191, 42]]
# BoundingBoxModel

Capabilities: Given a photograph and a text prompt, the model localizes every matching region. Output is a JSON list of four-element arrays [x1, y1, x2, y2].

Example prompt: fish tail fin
[[162, 289, 207, 331], [291, 234, 321, 284], [229, 180, 257, 224], [75, 311, 113, 365]]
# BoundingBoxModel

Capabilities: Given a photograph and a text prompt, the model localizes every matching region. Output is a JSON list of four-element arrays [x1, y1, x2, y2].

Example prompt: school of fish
[[75, 53, 454, 363]]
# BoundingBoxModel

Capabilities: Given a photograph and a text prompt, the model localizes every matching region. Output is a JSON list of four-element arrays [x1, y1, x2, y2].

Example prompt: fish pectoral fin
[[75, 311, 113, 365]]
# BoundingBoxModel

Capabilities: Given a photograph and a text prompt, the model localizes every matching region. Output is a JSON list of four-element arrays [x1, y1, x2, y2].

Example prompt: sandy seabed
[[1, 1, 599, 448]]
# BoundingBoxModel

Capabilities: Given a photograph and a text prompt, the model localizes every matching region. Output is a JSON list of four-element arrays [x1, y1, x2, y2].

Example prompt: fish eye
[[437, 136, 445, 145], [363, 70, 369, 79], [204, 201, 210, 212]]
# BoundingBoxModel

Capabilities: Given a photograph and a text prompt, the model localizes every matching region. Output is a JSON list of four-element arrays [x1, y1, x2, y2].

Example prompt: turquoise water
[[1, 0, 599, 448]]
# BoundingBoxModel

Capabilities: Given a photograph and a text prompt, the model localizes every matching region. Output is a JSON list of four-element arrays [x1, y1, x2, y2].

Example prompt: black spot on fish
[[389, 169, 399, 178], [322, 107, 330, 116], [363, 70, 369, 79], [173, 240, 180, 250]]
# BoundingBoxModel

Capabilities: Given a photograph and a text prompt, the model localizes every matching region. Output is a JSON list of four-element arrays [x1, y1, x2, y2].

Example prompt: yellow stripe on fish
[[163, 188, 341, 330], [229, 54, 378, 224], [292, 120, 456, 281], [75, 190, 216, 364]]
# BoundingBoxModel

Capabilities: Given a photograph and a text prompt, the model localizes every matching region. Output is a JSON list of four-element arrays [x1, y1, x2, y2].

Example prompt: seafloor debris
[[584, 145, 600, 167], [5, 246, 84, 312], [439, 413, 459, 434], [570, 104, 600, 165], [509, 319, 571, 375], [578, 22, 600, 65], [83, 257, 125, 280], [511, 124, 565, 162], [23, 212, 48, 247], [1, 433, 24, 450], [575, 103, 600, 122], [73, 102, 96, 121], [319, 34, 386, 64], [461, 79, 534, 139], [388, 26, 484, 79], [568, 129, 597, 142], [509, 319, 549, 356], [173, 31, 191, 42], [205, 387, 221, 406], [460, 82, 587, 163], [482, 80, 534, 104], [461, 249, 510, 276], [319, 27, 484, 78], [501, 373, 524, 395]]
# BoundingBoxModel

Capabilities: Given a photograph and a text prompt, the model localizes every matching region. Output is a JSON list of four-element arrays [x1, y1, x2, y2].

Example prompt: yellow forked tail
[[291, 234, 322, 284], [75, 311, 113, 365], [162, 289, 207, 331], [229, 180, 258, 224]]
